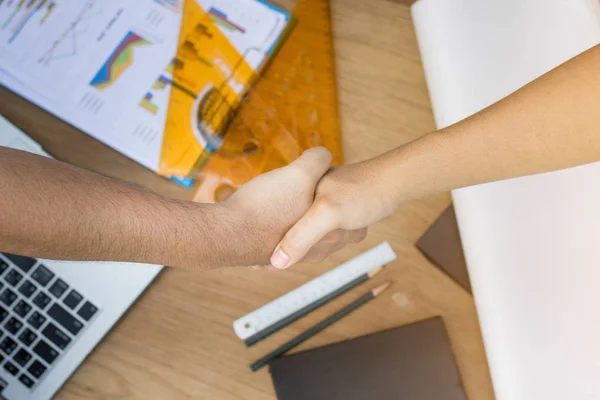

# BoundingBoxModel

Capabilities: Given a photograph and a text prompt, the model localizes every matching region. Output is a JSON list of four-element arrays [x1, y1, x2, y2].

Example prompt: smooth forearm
[[0, 147, 233, 268], [380, 43, 600, 204], [268, 46, 600, 269]]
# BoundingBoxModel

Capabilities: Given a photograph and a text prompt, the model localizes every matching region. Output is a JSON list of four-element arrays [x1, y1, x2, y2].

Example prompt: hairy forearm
[[0, 147, 233, 268], [380, 43, 600, 203]]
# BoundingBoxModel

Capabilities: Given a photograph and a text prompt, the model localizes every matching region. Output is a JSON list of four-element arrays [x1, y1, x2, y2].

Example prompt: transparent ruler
[[233, 242, 397, 340]]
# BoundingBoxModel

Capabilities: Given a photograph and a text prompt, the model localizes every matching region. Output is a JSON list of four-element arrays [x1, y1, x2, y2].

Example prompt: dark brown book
[[417, 206, 472, 293], [268, 317, 466, 400]]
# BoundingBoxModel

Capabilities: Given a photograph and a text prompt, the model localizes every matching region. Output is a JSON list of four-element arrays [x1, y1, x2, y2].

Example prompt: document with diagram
[[0, 0, 290, 175]]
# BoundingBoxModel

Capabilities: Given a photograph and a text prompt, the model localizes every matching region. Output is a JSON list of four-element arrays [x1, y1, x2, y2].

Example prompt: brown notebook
[[268, 317, 467, 400], [417, 206, 472, 293]]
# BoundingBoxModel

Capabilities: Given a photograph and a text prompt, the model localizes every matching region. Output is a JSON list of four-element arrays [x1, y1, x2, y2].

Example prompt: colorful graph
[[164, 57, 184, 74], [90, 31, 150, 91], [40, 1, 55, 24], [2, 0, 26, 31], [5, 0, 51, 43], [140, 92, 159, 115], [208, 7, 246, 33], [152, 75, 170, 90], [139, 61, 174, 115]]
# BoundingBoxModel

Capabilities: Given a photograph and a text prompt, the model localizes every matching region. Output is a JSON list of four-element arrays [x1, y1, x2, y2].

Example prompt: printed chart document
[[0, 0, 289, 174]]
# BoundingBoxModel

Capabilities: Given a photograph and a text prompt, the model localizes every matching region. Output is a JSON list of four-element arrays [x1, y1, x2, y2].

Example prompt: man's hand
[[220, 147, 365, 268], [218, 147, 330, 266], [269, 158, 392, 269], [0, 145, 357, 270]]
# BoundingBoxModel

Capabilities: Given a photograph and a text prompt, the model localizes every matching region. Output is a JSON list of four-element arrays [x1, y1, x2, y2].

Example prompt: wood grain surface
[[0, 0, 495, 398]]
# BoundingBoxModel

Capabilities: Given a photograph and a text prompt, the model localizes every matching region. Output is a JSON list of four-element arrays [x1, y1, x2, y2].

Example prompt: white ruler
[[233, 242, 397, 340]]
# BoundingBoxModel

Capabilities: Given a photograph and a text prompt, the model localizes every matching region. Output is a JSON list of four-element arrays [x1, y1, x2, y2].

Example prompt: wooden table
[[0, 0, 495, 398]]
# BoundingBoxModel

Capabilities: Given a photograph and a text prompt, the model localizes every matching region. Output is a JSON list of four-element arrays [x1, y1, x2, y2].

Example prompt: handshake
[[218, 147, 398, 270]]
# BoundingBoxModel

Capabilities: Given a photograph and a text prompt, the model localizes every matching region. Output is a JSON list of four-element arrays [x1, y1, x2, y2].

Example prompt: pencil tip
[[368, 266, 385, 278], [372, 281, 392, 296]]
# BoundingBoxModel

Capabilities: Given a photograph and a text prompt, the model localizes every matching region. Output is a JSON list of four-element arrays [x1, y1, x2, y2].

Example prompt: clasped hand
[[222, 147, 396, 270]]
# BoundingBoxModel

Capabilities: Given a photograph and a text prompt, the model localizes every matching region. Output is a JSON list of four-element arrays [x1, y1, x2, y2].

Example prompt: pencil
[[245, 266, 386, 347], [250, 281, 391, 371]]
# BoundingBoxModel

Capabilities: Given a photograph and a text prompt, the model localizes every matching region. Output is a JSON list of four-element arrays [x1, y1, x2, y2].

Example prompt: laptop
[[0, 116, 163, 399]]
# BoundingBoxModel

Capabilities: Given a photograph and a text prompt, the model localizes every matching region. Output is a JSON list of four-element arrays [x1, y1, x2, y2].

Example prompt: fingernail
[[270, 248, 291, 269]]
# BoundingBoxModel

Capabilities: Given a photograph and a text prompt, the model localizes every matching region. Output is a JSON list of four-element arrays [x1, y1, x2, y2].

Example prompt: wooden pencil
[[245, 266, 386, 347], [250, 282, 391, 372]]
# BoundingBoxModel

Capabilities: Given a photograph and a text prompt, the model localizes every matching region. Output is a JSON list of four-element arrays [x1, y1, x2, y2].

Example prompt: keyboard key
[[0, 306, 8, 323], [33, 292, 51, 310], [27, 360, 46, 379], [42, 323, 71, 350], [4, 269, 23, 287], [14, 300, 32, 318], [18, 328, 37, 347], [18, 280, 37, 298], [33, 340, 58, 364], [0, 288, 17, 306], [13, 348, 32, 367], [0, 260, 8, 275], [48, 303, 82, 335], [2, 253, 36, 273], [63, 290, 83, 310], [31, 265, 54, 287], [5, 317, 23, 335], [77, 301, 98, 321], [48, 279, 68, 298], [3, 361, 18, 376], [27, 312, 46, 330], [0, 337, 17, 355], [19, 373, 34, 388], [0, 354, 4, 364]]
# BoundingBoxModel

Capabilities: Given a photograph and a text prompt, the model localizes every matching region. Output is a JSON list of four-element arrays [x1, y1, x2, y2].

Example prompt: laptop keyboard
[[0, 253, 99, 390]]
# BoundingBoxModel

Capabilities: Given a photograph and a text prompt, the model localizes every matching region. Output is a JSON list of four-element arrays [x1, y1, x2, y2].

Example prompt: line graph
[[37, 0, 107, 66]]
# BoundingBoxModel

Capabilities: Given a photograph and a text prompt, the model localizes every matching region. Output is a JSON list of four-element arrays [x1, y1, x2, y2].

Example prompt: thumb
[[289, 147, 332, 184], [270, 200, 338, 269]]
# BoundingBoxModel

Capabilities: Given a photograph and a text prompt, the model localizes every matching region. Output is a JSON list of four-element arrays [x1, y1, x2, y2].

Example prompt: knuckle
[[289, 164, 316, 185], [305, 146, 332, 162], [313, 197, 339, 216], [315, 147, 333, 163]]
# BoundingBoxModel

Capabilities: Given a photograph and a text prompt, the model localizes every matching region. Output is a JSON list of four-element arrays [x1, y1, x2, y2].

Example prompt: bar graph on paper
[[208, 7, 246, 33], [1, 0, 57, 44], [138, 58, 180, 115]]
